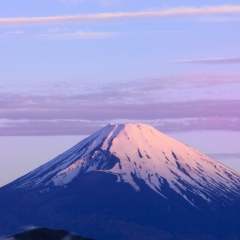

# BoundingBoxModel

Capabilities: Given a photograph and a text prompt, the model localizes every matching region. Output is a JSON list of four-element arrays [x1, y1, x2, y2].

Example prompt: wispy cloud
[[208, 152, 240, 161], [1, 72, 240, 100], [176, 57, 240, 64], [1, 117, 240, 136], [0, 30, 24, 38], [60, 0, 118, 4], [39, 30, 119, 40], [155, 118, 240, 133], [5, 30, 24, 35], [199, 16, 240, 22], [60, 0, 81, 2], [0, 97, 237, 119], [1, 5, 240, 25], [0, 27, 117, 41]]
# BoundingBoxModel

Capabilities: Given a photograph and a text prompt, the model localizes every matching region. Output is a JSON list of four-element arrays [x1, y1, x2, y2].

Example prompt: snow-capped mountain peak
[[11, 123, 240, 207]]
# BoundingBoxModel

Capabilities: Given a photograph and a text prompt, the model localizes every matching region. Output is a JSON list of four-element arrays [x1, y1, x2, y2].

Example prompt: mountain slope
[[10, 123, 240, 207], [1, 123, 240, 239]]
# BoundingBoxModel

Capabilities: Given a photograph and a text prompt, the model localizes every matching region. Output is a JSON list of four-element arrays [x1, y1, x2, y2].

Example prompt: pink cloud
[[155, 118, 240, 133], [1, 118, 239, 136], [0, 91, 240, 135], [1, 96, 240, 120], [1, 71, 240, 136], [1, 5, 240, 25]]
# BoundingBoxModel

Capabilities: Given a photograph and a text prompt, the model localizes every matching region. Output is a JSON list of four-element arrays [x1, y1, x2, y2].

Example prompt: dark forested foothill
[[3, 228, 94, 240]]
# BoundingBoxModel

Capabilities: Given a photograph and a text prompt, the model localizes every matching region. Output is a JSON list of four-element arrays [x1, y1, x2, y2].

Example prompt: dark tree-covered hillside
[[4, 228, 94, 240]]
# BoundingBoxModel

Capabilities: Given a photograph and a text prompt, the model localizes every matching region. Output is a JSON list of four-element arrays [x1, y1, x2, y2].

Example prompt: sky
[[0, 0, 240, 187]]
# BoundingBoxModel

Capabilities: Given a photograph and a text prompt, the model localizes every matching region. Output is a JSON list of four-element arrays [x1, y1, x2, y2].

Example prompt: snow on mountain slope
[[11, 123, 121, 189], [10, 123, 240, 206]]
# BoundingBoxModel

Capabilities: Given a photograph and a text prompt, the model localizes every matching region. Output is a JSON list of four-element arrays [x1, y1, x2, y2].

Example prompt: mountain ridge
[[1, 123, 240, 239], [8, 123, 240, 208]]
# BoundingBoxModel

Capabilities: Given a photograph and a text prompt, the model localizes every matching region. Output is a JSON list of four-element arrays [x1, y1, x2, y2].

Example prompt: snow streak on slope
[[105, 124, 240, 205], [12, 123, 123, 189], [11, 123, 240, 206]]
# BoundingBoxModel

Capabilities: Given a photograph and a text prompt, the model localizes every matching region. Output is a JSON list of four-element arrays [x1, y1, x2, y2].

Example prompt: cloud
[[0, 28, 118, 41], [0, 30, 24, 39], [0, 120, 103, 136], [60, 0, 118, 4], [199, 16, 240, 22], [39, 30, 119, 40], [131, 73, 240, 92], [1, 72, 240, 136], [176, 57, 240, 64], [1, 117, 240, 136], [208, 152, 240, 160], [1, 92, 240, 120], [1, 72, 240, 104], [1, 5, 240, 25], [5, 30, 24, 35], [0, 91, 240, 135], [60, 0, 81, 2], [155, 118, 240, 133], [59, 0, 112, 3]]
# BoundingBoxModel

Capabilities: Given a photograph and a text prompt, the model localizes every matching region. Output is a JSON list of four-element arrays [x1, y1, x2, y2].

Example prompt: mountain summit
[[11, 123, 240, 207], [1, 123, 240, 240]]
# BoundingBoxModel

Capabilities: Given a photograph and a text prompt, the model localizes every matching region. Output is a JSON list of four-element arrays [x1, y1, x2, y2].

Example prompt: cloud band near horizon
[[1, 72, 240, 136], [1, 5, 240, 25], [1, 117, 239, 136], [0, 93, 240, 135]]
